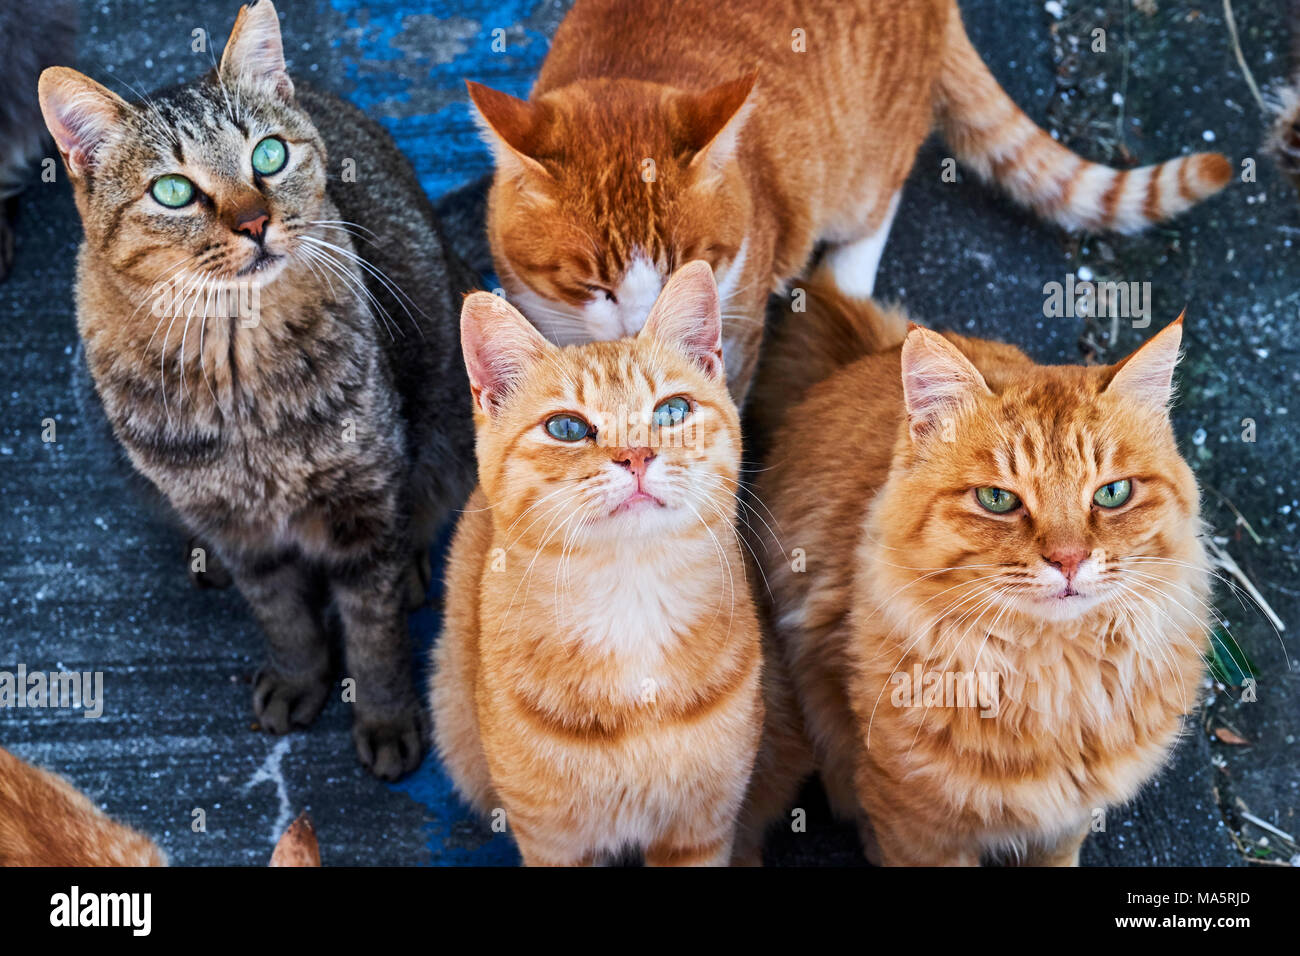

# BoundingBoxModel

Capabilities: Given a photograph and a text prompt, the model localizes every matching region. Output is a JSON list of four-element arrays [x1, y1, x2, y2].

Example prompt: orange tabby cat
[[746, 275, 1211, 865], [469, 0, 1230, 398], [430, 262, 764, 866], [0, 747, 320, 866], [0, 746, 165, 865]]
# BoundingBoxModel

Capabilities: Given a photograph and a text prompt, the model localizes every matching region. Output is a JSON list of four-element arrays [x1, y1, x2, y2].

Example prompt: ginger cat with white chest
[[746, 276, 1211, 865], [469, 0, 1230, 399], [431, 263, 763, 866]]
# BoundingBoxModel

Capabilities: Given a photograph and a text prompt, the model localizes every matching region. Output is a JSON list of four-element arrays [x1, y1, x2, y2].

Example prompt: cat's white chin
[[590, 501, 688, 538], [1021, 590, 1105, 622]]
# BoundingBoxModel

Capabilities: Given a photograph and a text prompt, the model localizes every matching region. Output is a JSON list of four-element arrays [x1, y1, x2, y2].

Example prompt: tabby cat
[[431, 262, 764, 866], [37, 0, 475, 779], [745, 274, 1211, 865], [469, 0, 1231, 399]]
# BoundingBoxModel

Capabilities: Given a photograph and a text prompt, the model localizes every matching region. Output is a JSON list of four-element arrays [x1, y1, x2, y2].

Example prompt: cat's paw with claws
[[253, 666, 330, 734], [352, 705, 426, 781]]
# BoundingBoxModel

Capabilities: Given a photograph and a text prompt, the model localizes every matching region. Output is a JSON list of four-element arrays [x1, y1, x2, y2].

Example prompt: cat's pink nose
[[1043, 547, 1089, 580], [613, 447, 656, 478], [235, 210, 270, 239]]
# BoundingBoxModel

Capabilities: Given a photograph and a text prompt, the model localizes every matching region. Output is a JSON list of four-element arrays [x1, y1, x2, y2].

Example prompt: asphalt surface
[[0, 0, 1295, 866]]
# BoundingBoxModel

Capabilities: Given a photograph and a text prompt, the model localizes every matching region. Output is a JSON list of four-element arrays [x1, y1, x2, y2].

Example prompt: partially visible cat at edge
[[742, 273, 1211, 865], [0, 746, 320, 865], [0, 0, 77, 281], [36, 0, 476, 781], [431, 262, 767, 866], [469, 0, 1232, 402]]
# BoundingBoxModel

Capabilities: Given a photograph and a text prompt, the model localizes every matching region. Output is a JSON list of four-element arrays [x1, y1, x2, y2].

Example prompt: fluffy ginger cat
[[0, 746, 320, 866], [0, 747, 165, 866], [746, 276, 1211, 865], [468, 0, 1231, 399], [430, 262, 764, 866]]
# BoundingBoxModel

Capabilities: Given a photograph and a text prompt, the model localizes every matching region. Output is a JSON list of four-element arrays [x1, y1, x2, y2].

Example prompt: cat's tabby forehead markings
[[45, 68, 326, 290]]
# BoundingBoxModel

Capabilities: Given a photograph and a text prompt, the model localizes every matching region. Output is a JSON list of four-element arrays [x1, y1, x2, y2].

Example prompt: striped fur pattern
[[36, 1, 475, 780], [935, 10, 1230, 234], [745, 277, 1211, 865], [0, 747, 166, 866], [470, 0, 1230, 401], [431, 263, 764, 866]]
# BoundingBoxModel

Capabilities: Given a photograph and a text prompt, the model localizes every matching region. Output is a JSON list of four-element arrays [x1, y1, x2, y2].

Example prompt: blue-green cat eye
[[1093, 479, 1132, 508], [652, 396, 691, 427], [150, 174, 195, 208], [545, 413, 592, 442], [975, 486, 1020, 514], [251, 136, 288, 175]]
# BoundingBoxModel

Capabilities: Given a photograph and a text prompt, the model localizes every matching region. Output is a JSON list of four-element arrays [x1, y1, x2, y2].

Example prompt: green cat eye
[[150, 174, 195, 208], [652, 396, 691, 427], [251, 136, 288, 175], [545, 413, 592, 442], [1093, 479, 1132, 509], [975, 486, 1020, 514]]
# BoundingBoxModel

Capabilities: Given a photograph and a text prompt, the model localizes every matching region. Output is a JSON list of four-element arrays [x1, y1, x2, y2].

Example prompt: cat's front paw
[[252, 666, 330, 734], [351, 704, 426, 781]]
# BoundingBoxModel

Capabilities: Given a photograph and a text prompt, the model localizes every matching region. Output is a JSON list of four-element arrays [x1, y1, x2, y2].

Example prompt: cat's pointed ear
[[640, 260, 724, 381], [1104, 312, 1183, 412], [38, 67, 129, 179], [466, 81, 551, 182], [681, 71, 758, 174], [900, 326, 990, 442], [461, 292, 554, 417], [219, 0, 293, 100]]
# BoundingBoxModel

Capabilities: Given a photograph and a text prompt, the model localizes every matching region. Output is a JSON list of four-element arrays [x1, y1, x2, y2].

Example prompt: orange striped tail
[[934, 7, 1231, 234]]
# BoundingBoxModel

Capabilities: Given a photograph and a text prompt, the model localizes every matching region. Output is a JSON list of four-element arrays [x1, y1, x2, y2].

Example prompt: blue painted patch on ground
[[327, 0, 557, 197], [321, 0, 557, 864]]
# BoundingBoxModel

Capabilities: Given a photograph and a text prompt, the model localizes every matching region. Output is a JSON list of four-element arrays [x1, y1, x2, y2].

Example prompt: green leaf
[[1206, 627, 1257, 686]]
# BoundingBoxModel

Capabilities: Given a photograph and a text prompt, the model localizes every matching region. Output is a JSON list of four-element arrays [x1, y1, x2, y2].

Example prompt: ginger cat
[[0, 747, 166, 866], [469, 0, 1230, 399], [746, 275, 1211, 865], [0, 746, 320, 866], [430, 262, 764, 866]]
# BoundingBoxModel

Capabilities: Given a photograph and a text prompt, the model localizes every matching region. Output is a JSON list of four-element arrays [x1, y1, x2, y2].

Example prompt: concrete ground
[[0, 0, 1295, 866]]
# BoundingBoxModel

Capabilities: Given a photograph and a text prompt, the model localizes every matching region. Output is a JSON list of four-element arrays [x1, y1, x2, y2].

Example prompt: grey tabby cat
[[0, 0, 77, 280], [37, 0, 475, 779]]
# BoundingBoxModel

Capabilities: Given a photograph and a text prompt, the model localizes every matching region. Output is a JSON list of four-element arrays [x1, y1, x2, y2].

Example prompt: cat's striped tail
[[934, 8, 1231, 234]]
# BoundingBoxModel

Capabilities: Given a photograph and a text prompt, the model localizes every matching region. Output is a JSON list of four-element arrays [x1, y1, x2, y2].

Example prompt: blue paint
[[391, 526, 520, 866], [319, 0, 558, 865], [326, 0, 554, 197]]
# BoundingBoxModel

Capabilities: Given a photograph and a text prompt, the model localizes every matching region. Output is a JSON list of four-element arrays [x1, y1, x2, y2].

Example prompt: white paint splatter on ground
[[242, 737, 293, 846]]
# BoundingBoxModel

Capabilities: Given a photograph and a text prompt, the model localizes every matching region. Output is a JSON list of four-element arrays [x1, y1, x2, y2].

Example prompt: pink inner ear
[[900, 330, 988, 436], [642, 261, 724, 379], [46, 94, 117, 175], [461, 293, 548, 414]]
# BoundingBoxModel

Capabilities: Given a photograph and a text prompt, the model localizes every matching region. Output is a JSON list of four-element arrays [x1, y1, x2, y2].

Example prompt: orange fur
[[431, 263, 764, 865], [471, 0, 1229, 400], [746, 275, 1211, 865], [0, 747, 166, 866]]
